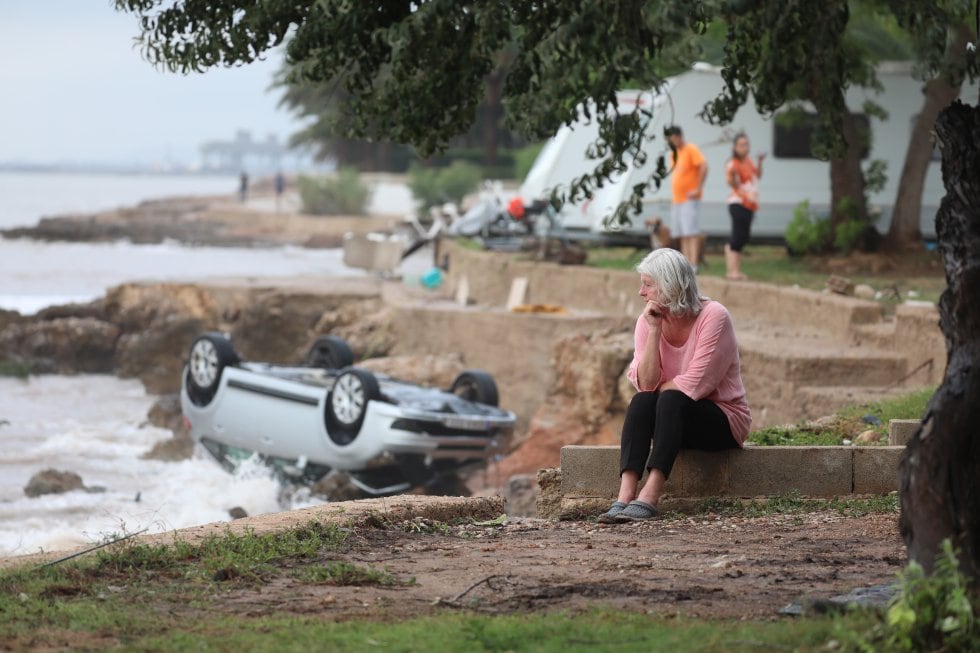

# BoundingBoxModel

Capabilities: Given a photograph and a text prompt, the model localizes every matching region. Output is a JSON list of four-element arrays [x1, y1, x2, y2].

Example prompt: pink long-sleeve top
[[627, 300, 751, 445]]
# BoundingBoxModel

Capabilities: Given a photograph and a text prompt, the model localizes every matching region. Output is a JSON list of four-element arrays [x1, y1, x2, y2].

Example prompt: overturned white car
[[180, 333, 516, 496]]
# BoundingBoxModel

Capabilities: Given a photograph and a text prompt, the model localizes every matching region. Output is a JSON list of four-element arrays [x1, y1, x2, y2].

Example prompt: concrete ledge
[[560, 444, 905, 500], [889, 418, 920, 446], [439, 240, 886, 335], [854, 446, 905, 494]]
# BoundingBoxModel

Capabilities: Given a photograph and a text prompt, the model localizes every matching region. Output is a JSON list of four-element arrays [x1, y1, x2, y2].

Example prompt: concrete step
[[793, 385, 912, 422], [558, 444, 904, 502], [738, 328, 907, 387], [850, 320, 897, 349]]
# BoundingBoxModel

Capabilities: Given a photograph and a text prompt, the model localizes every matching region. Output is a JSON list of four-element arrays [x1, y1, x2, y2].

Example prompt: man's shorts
[[670, 200, 701, 238]]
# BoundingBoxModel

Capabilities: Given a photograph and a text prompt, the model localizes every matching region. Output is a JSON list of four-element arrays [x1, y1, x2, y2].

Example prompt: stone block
[[560, 445, 621, 498], [666, 449, 732, 497], [889, 419, 920, 446], [727, 446, 853, 497], [342, 232, 404, 272], [853, 446, 904, 494]]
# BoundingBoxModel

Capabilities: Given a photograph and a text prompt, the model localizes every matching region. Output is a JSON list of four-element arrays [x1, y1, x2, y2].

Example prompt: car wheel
[[450, 369, 499, 407], [304, 335, 354, 369], [186, 333, 240, 406], [325, 367, 380, 445]]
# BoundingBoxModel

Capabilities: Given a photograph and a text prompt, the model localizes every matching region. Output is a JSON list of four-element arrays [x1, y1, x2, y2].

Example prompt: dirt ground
[[218, 508, 904, 621], [0, 495, 905, 627]]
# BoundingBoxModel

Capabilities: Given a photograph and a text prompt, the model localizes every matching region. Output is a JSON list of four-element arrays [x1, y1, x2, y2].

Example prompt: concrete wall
[[437, 240, 888, 336]]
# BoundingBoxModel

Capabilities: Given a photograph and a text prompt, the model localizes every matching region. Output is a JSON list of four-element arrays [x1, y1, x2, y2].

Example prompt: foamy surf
[[0, 375, 323, 558]]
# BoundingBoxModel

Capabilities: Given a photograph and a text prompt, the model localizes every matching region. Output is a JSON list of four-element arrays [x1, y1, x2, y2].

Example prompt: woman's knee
[[626, 390, 660, 414], [654, 389, 694, 420], [657, 388, 690, 406]]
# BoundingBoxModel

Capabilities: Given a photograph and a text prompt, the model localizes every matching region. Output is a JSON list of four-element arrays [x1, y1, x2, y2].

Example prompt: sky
[[0, 1, 306, 168]]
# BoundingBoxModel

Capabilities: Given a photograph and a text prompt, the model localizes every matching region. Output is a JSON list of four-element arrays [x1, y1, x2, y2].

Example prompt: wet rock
[[0, 199, 221, 245], [228, 507, 248, 520], [0, 317, 119, 374], [142, 428, 195, 462], [34, 299, 107, 322], [24, 469, 85, 497], [115, 315, 207, 393], [146, 394, 184, 433], [0, 308, 26, 331]]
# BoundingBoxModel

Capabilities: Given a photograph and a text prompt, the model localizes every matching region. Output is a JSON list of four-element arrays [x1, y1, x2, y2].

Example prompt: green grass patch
[[584, 246, 648, 271], [581, 244, 946, 308], [747, 386, 934, 446], [0, 595, 876, 653], [689, 491, 899, 519], [162, 610, 869, 653], [0, 361, 31, 378], [93, 520, 350, 579]]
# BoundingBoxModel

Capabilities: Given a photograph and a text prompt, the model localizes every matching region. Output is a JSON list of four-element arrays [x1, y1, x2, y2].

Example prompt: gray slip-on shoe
[[612, 500, 660, 522], [596, 501, 628, 524]]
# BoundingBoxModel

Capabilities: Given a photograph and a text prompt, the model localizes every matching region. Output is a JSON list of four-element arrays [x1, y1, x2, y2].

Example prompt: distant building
[[199, 130, 286, 173]]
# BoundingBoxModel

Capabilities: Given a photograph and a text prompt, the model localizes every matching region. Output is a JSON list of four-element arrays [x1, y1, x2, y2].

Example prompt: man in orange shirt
[[666, 126, 708, 269]]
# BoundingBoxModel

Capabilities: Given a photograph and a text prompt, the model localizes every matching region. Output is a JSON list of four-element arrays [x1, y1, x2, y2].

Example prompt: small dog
[[645, 218, 671, 250]]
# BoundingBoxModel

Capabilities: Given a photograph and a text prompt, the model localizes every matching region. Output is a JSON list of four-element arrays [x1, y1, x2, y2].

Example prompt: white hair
[[635, 248, 704, 317]]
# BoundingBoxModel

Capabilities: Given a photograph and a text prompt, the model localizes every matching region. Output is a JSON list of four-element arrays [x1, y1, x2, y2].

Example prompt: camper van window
[[773, 112, 870, 159]]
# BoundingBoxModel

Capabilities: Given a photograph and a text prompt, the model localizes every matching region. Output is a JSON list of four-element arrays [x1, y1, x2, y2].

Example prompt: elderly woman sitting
[[600, 248, 751, 523]]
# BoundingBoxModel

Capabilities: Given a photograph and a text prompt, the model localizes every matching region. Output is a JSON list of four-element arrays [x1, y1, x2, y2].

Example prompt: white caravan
[[519, 62, 979, 240]]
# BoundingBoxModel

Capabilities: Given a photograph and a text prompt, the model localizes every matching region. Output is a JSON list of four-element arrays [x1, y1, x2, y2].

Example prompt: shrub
[[834, 218, 870, 253], [785, 200, 832, 255], [407, 160, 482, 211], [297, 168, 371, 215], [847, 539, 978, 653]]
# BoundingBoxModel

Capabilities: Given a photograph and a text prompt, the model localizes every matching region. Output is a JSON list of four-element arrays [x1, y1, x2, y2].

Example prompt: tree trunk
[[829, 109, 868, 230], [899, 100, 980, 585], [483, 71, 503, 167], [886, 26, 971, 250]]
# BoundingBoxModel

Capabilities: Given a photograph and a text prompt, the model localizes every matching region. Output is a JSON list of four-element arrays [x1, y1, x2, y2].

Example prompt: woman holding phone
[[597, 248, 751, 523], [724, 133, 765, 281]]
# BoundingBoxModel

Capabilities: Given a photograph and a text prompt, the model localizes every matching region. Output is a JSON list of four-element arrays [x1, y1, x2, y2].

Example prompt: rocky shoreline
[[0, 193, 400, 249]]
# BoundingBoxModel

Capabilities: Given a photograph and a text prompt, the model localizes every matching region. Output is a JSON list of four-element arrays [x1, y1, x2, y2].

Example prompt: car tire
[[186, 333, 240, 406], [304, 335, 355, 369], [450, 369, 499, 407], [325, 367, 380, 445]]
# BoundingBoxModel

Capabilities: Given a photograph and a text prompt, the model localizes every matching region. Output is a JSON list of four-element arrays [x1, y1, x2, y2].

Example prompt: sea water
[[0, 170, 420, 558], [0, 375, 312, 557], [0, 170, 417, 314]]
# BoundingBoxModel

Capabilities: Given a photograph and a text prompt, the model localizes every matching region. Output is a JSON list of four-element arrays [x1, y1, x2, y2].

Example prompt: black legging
[[728, 203, 754, 252], [619, 390, 739, 478]]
